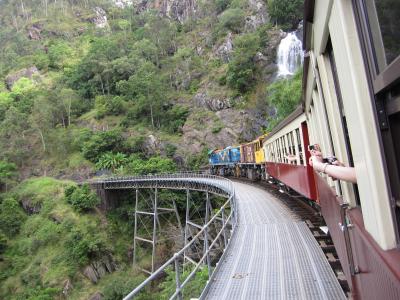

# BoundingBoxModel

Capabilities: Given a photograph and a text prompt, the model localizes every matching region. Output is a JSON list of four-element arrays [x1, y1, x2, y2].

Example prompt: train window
[[327, 40, 361, 206], [353, 0, 400, 239], [282, 137, 287, 163], [290, 131, 296, 157], [296, 128, 304, 165], [362, 0, 400, 72]]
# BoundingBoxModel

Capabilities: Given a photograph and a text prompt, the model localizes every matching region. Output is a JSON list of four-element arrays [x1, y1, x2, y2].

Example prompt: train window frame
[[352, 0, 400, 241], [326, 39, 361, 206]]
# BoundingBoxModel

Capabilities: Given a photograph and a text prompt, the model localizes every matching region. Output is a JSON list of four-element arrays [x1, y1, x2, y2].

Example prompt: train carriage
[[208, 0, 400, 296], [239, 134, 268, 180], [208, 146, 240, 176], [302, 0, 400, 298], [262, 106, 318, 201]]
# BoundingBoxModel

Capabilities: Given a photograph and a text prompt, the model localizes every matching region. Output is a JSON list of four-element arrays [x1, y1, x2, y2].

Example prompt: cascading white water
[[277, 32, 303, 77]]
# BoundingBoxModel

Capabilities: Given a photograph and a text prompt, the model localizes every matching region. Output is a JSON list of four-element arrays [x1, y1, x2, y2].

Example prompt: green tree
[[0, 197, 27, 237], [267, 0, 303, 30], [218, 8, 245, 33], [0, 160, 16, 191], [81, 130, 125, 163], [226, 33, 261, 92], [266, 69, 302, 129], [65, 184, 100, 212], [0, 106, 30, 164], [48, 40, 73, 69], [95, 95, 126, 119], [117, 61, 164, 129]]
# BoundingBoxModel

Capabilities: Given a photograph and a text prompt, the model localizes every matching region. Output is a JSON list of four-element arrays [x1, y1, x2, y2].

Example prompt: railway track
[[231, 177, 350, 297]]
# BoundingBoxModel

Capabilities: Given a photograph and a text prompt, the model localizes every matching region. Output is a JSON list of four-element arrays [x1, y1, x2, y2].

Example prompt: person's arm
[[311, 158, 357, 183]]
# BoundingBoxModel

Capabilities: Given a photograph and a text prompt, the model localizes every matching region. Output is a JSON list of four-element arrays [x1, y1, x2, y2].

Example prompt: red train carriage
[[263, 107, 318, 202]]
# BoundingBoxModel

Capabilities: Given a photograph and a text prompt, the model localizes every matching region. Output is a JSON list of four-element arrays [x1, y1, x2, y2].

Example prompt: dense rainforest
[[0, 0, 303, 298]]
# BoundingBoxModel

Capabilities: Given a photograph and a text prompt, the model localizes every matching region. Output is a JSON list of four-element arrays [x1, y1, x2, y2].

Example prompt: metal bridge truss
[[91, 173, 237, 300]]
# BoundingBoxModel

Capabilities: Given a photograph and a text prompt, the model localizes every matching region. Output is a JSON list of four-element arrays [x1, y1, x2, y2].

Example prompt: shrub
[[102, 274, 147, 300], [82, 130, 125, 163], [267, 0, 303, 30], [226, 33, 261, 93], [0, 160, 16, 190], [218, 8, 245, 33], [0, 197, 27, 237], [165, 144, 177, 158], [215, 0, 231, 13], [64, 225, 108, 266], [127, 156, 177, 175], [65, 184, 100, 212], [95, 95, 126, 119], [96, 152, 128, 172], [0, 232, 7, 255], [266, 69, 302, 129], [163, 105, 189, 134]]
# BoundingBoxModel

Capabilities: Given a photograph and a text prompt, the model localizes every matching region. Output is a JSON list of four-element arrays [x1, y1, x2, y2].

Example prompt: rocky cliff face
[[133, 0, 198, 22]]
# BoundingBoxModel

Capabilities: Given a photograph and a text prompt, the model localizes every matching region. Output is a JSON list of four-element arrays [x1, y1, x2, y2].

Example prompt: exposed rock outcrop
[[245, 0, 269, 31], [214, 32, 233, 62], [21, 198, 41, 215], [28, 23, 43, 40], [91, 7, 109, 29], [114, 0, 133, 8], [88, 292, 103, 300], [133, 0, 198, 23], [144, 134, 160, 155], [181, 107, 266, 154], [193, 92, 233, 111], [5, 66, 39, 90], [82, 255, 117, 283], [62, 279, 73, 297]]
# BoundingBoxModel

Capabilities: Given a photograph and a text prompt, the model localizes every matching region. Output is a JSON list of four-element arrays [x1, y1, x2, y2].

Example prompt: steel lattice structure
[[90, 173, 237, 300]]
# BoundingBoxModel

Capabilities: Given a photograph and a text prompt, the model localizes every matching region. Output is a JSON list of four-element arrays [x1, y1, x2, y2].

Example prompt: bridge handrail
[[90, 172, 234, 195], [105, 173, 237, 300]]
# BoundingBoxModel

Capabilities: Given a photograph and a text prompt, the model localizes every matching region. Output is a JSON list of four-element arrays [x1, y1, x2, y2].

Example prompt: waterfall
[[277, 32, 303, 77]]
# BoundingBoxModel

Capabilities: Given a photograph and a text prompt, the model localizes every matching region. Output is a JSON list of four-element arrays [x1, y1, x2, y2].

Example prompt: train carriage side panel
[[240, 143, 256, 164], [263, 108, 318, 201], [230, 146, 241, 163]]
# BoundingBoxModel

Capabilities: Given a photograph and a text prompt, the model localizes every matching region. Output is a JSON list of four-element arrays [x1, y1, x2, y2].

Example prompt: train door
[[301, 121, 318, 201]]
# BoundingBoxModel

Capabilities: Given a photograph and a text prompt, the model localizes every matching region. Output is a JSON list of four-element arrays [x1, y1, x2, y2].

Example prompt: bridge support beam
[[133, 188, 183, 274]]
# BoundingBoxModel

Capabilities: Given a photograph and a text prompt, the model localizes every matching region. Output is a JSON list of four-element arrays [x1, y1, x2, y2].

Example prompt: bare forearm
[[313, 161, 357, 183]]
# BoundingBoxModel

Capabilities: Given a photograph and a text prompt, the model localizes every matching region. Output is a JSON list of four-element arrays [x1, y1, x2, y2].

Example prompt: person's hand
[[309, 154, 323, 167], [308, 149, 323, 167]]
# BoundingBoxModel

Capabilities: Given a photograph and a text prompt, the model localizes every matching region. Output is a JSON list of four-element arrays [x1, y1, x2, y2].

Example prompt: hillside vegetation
[[0, 0, 303, 298]]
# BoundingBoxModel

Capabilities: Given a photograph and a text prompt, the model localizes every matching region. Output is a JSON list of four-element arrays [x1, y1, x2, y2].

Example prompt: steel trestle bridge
[[91, 173, 345, 300]]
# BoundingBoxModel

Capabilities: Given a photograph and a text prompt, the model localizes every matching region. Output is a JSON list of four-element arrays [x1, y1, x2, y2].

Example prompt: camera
[[323, 156, 337, 164], [308, 144, 321, 151]]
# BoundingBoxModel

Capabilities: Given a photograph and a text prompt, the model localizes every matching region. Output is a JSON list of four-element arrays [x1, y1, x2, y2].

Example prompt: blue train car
[[209, 146, 240, 176]]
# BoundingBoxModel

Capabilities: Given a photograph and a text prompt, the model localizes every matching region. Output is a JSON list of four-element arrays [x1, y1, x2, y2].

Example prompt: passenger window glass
[[365, 0, 400, 71]]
